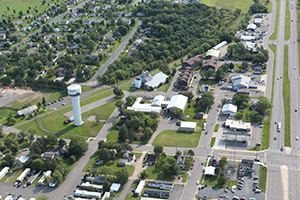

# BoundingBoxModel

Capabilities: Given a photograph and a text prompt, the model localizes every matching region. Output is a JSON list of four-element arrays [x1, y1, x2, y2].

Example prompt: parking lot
[[197, 164, 265, 200]]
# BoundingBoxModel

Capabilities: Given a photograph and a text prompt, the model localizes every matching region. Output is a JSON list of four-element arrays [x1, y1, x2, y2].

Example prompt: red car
[[64, 120, 71, 125]]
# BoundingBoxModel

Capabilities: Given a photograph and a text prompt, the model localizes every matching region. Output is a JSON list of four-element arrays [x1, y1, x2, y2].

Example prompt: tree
[[232, 94, 250, 108], [174, 150, 182, 159], [17, 131, 27, 143], [142, 127, 153, 141], [118, 125, 128, 142], [113, 86, 124, 98], [115, 168, 129, 185], [172, 108, 183, 118], [217, 173, 227, 186], [140, 170, 148, 179], [58, 139, 66, 147], [31, 159, 44, 171], [86, 39, 96, 52], [179, 91, 194, 103], [42, 96, 46, 104], [256, 96, 272, 115], [221, 98, 227, 106], [68, 137, 88, 159], [125, 96, 137, 106], [154, 145, 163, 155], [240, 61, 249, 70], [220, 157, 228, 169], [161, 157, 179, 176], [187, 149, 195, 157], [52, 170, 63, 185], [37, 195, 49, 200], [249, 111, 264, 122], [3, 153, 15, 167], [69, 155, 76, 164], [203, 68, 215, 79], [215, 167, 220, 175], [215, 68, 224, 81], [95, 114, 102, 123], [130, 18, 136, 26], [47, 135, 58, 146], [234, 112, 243, 120], [198, 92, 215, 110]]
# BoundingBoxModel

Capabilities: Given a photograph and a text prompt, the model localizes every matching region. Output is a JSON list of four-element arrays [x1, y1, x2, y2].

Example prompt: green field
[[144, 165, 174, 181], [283, 45, 291, 146], [270, 0, 281, 40], [152, 130, 200, 148], [201, 0, 252, 13], [259, 166, 267, 192], [106, 129, 119, 142], [16, 118, 51, 136], [285, 0, 291, 40], [0, 0, 68, 19]]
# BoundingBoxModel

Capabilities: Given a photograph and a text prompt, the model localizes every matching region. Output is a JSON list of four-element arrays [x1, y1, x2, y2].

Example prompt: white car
[[294, 67, 296, 70], [196, 180, 199, 185], [188, 173, 191, 178], [296, 136, 299, 140]]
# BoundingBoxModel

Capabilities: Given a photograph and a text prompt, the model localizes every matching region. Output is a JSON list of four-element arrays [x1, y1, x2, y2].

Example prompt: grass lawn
[[270, 0, 281, 40], [210, 137, 216, 147], [285, 0, 291, 40], [144, 165, 174, 181], [81, 100, 116, 120], [202, 175, 237, 188], [153, 130, 201, 148], [259, 166, 267, 192], [80, 90, 114, 107], [201, 0, 252, 13], [199, 79, 218, 86], [16, 119, 51, 136], [83, 154, 135, 176], [0, 107, 14, 124], [106, 129, 119, 142], [214, 124, 219, 132], [125, 193, 141, 200], [8, 88, 67, 110], [134, 152, 142, 159], [81, 85, 95, 93], [283, 45, 291, 146]]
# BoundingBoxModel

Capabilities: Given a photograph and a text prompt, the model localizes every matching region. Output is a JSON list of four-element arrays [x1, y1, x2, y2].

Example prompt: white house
[[135, 180, 145, 196], [240, 35, 256, 41], [231, 75, 251, 90], [221, 104, 237, 116], [179, 121, 197, 132]]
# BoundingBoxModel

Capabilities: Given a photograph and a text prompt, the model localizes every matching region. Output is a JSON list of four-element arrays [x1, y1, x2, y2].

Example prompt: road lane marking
[[280, 165, 289, 200], [216, 153, 256, 159]]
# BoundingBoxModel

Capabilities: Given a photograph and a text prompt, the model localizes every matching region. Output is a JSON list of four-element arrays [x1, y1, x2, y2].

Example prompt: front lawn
[[144, 165, 174, 181], [106, 129, 119, 142], [153, 130, 200, 148]]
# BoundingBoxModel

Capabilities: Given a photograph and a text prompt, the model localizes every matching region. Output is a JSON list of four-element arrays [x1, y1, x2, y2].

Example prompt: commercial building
[[179, 121, 197, 132], [206, 49, 220, 58], [213, 41, 228, 50], [224, 119, 251, 132], [204, 166, 216, 176], [135, 180, 145, 196], [203, 55, 219, 71], [17, 105, 38, 116], [134, 71, 168, 89], [221, 104, 237, 116], [127, 97, 162, 113], [74, 190, 101, 199], [231, 75, 251, 90], [166, 95, 188, 112]]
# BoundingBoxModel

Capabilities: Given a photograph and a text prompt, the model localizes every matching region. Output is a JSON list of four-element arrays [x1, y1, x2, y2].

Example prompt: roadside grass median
[[270, 0, 281, 40], [213, 124, 219, 132], [283, 45, 291, 146], [210, 137, 216, 147], [259, 166, 267, 192], [285, 0, 291, 40]]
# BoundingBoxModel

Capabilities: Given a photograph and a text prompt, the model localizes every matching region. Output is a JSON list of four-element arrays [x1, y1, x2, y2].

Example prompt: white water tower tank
[[67, 84, 83, 126], [134, 78, 142, 88]]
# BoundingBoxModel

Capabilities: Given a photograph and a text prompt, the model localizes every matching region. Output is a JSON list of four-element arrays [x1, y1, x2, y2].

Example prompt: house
[[122, 18, 131, 25], [135, 133, 144, 141], [182, 54, 203, 68], [146, 154, 157, 166], [224, 119, 251, 132], [116, 12, 123, 17], [110, 183, 121, 192], [206, 49, 220, 58], [83, 20, 91, 25], [69, 43, 79, 49], [17, 105, 38, 116], [42, 152, 56, 160], [31, 21, 39, 26], [242, 41, 258, 53], [123, 151, 135, 162], [41, 14, 49, 21], [61, 20, 69, 25], [203, 56, 219, 71], [204, 166, 216, 176], [240, 35, 256, 41], [86, 176, 106, 184], [147, 181, 173, 190], [117, 158, 127, 166], [221, 104, 237, 116], [53, 28, 60, 33], [56, 67, 65, 77], [231, 75, 251, 90], [55, 44, 64, 50], [74, 190, 101, 199], [254, 66, 263, 74], [208, 156, 220, 167], [124, 12, 132, 17], [143, 189, 170, 198], [246, 23, 257, 31], [137, 12, 144, 17], [135, 39, 143, 46], [253, 18, 263, 27], [166, 95, 188, 112], [177, 156, 185, 168], [199, 84, 210, 93], [175, 67, 193, 90], [106, 36, 115, 42], [179, 121, 197, 132], [135, 180, 145, 196], [88, 6, 99, 12]]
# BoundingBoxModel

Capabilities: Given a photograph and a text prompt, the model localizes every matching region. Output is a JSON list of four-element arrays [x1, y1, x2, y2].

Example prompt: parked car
[[176, 121, 182, 126], [64, 120, 71, 125]]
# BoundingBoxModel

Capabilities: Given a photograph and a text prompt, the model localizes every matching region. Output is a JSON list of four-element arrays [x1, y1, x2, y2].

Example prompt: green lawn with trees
[[201, 0, 252, 13]]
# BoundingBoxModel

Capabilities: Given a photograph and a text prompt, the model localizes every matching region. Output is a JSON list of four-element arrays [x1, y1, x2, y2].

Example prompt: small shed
[[179, 122, 197, 132]]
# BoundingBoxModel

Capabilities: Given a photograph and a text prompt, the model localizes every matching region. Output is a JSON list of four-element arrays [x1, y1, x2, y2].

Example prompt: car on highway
[[274, 136, 277, 140], [280, 75, 283, 79], [294, 67, 297, 70], [196, 180, 199, 185], [296, 136, 299, 140]]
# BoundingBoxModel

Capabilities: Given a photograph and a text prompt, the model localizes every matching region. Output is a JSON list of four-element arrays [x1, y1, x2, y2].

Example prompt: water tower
[[67, 84, 83, 126]]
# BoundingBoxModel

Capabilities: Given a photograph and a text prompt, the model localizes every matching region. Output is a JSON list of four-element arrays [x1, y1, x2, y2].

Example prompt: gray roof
[[145, 72, 168, 88], [17, 105, 38, 116]]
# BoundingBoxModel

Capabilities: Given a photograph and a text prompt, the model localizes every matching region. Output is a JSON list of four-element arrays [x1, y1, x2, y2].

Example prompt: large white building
[[231, 75, 251, 90], [221, 104, 237, 116], [134, 71, 168, 89], [166, 95, 188, 111], [224, 119, 251, 132]]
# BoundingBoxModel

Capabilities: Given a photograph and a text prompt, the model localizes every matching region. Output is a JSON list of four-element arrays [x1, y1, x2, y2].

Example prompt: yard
[[153, 130, 200, 148], [106, 129, 119, 142], [201, 174, 237, 189], [201, 0, 252, 13], [270, 0, 281, 40], [144, 165, 174, 182]]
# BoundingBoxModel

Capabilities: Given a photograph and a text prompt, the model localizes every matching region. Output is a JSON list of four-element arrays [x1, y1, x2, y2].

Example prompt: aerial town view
[[0, 0, 298, 199]]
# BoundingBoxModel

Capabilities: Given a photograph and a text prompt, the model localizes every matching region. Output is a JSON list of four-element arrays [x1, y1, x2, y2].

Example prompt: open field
[[106, 129, 119, 142], [283, 45, 291, 146], [270, 0, 281, 40], [144, 165, 174, 181], [153, 130, 200, 148], [285, 0, 291, 40], [201, 0, 252, 13]]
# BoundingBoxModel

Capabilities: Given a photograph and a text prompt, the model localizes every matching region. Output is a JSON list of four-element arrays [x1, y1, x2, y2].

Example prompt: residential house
[[86, 176, 106, 184], [88, 6, 99, 13], [117, 158, 127, 166], [143, 189, 170, 198], [53, 28, 60, 33], [135, 133, 144, 141], [203, 56, 219, 71], [56, 67, 66, 77], [31, 21, 39, 26], [42, 152, 56, 160], [83, 20, 92, 25], [124, 12, 132, 17], [55, 44, 64, 50], [110, 183, 121, 192], [61, 20, 69, 25], [123, 151, 135, 162], [147, 181, 173, 190], [231, 75, 251, 90], [182, 54, 203, 68], [176, 156, 185, 168], [146, 154, 157, 166], [175, 67, 193, 90], [121, 18, 131, 25], [69, 43, 79, 49]]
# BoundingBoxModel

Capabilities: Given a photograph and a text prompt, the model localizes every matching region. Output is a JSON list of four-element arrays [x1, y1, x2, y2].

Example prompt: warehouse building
[[179, 121, 197, 132]]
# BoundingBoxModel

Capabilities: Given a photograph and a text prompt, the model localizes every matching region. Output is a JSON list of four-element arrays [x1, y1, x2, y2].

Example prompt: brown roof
[[204, 56, 219, 68], [183, 55, 203, 66], [56, 67, 65, 73], [135, 133, 144, 140]]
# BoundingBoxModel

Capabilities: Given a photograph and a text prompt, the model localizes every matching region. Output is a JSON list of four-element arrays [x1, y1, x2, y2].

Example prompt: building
[[68, 84, 83, 126], [199, 85, 210, 93], [127, 97, 162, 113], [102, 192, 110, 199], [17, 105, 38, 116], [242, 41, 258, 53], [177, 156, 185, 168], [124, 12, 132, 17], [17, 168, 30, 183], [0, 167, 9, 180], [206, 49, 220, 58], [241, 35, 256, 41], [203, 56, 219, 71], [182, 54, 203, 68], [246, 23, 257, 31], [213, 41, 228, 50], [253, 18, 263, 26], [79, 182, 103, 191], [144, 72, 169, 89], [221, 104, 237, 116], [143, 189, 170, 199], [238, 159, 254, 177], [86, 176, 106, 184], [42, 152, 56, 160], [110, 183, 121, 192], [175, 67, 193, 90], [166, 95, 188, 112], [123, 151, 135, 162], [135, 180, 145, 196], [74, 190, 101, 199], [179, 121, 197, 132], [38, 170, 52, 186], [231, 75, 250, 90], [147, 181, 173, 190], [224, 119, 251, 132], [204, 166, 216, 176], [146, 154, 157, 166], [0, 33, 6, 39], [61, 20, 69, 25]]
